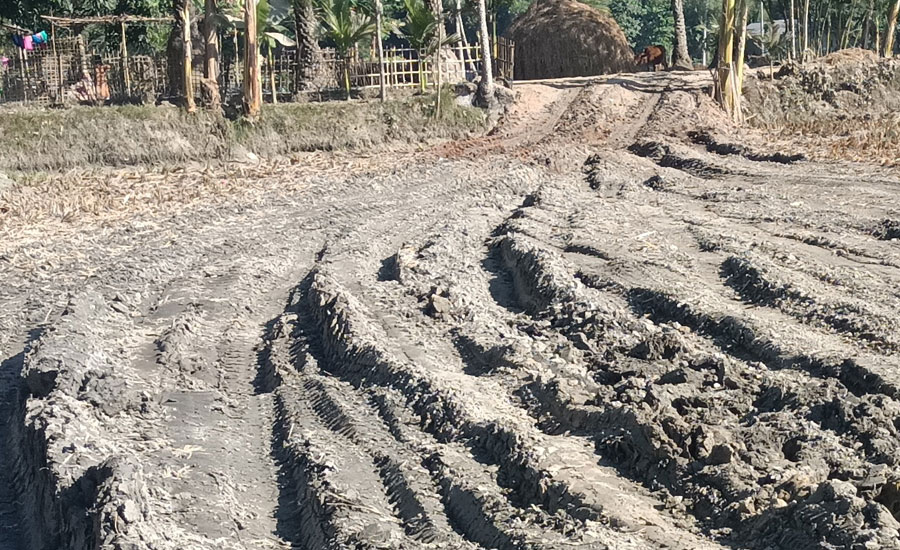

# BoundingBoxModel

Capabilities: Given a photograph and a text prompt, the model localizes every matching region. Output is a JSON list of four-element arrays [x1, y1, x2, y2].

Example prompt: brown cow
[[635, 45, 668, 72]]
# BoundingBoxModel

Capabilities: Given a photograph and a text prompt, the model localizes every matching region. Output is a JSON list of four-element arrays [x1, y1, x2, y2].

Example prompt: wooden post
[[51, 22, 64, 103], [375, 0, 386, 101], [120, 21, 132, 98], [182, 4, 196, 111], [243, 0, 261, 117]]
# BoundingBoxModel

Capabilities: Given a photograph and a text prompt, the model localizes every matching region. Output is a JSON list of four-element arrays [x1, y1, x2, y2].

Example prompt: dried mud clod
[[687, 130, 805, 164]]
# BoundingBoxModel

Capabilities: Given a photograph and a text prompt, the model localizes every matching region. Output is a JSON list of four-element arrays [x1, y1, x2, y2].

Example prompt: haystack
[[507, 0, 634, 80]]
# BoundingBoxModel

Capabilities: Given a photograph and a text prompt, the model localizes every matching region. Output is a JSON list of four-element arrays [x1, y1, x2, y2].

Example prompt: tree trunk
[[734, 0, 750, 86], [293, 0, 322, 92], [203, 0, 219, 80], [429, 0, 444, 116], [885, 0, 900, 57], [181, 1, 196, 111], [671, 0, 693, 69], [789, 0, 796, 59], [716, 0, 741, 122], [801, 0, 809, 61], [476, 0, 494, 105], [864, 0, 875, 50], [170, 0, 196, 110], [243, 0, 261, 117]]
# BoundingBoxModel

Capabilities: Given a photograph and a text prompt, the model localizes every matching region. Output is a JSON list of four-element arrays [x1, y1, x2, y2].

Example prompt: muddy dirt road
[[2, 71, 900, 550]]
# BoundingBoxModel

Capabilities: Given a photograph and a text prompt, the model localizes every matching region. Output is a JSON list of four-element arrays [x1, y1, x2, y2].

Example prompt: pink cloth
[[23, 35, 33, 51]]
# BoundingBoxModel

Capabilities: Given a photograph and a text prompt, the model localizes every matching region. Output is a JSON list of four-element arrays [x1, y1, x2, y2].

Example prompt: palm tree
[[475, 0, 493, 105], [293, 0, 322, 90], [317, 0, 376, 98], [402, 0, 440, 92], [671, 0, 693, 69]]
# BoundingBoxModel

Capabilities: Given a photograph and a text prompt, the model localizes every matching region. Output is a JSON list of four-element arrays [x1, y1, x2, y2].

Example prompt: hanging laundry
[[11, 35, 23, 48], [32, 30, 48, 45], [22, 34, 33, 50]]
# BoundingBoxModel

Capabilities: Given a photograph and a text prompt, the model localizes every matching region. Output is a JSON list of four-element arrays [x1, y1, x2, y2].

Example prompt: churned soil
[[2, 66, 899, 550]]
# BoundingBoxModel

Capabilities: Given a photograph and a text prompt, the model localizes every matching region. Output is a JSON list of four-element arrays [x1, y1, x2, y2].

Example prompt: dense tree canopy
[[3, 0, 899, 59]]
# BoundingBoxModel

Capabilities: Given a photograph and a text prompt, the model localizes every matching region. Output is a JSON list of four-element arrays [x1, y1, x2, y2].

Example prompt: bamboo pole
[[885, 0, 900, 57], [269, 44, 277, 103], [802, 0, 809, 61], [51, 22, 63, 103], [243, 0, 261, 117], [375, 0, 386, 101], [120, 21, 132, 98], [181, 3, 196, 111]]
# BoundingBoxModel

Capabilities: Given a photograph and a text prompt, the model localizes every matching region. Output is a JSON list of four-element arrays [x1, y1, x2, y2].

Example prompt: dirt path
[[2, 70, 900, 550]]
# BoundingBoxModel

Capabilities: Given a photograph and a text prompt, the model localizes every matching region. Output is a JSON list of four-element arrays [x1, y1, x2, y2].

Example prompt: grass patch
[[0, 92, 486, 172]]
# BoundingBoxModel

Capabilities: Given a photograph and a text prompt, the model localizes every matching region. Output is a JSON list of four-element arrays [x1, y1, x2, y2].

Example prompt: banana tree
[[218, 0, 295, 103], [317, 0, 376, 98], [401, 0, 458, 93]]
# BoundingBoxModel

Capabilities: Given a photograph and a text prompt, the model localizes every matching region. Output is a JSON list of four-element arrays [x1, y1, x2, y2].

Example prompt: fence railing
[[0, 35, 514, 106]]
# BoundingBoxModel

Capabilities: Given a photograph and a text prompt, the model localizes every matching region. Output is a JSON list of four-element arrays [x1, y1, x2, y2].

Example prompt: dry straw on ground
[[507, 0, 635, 80]]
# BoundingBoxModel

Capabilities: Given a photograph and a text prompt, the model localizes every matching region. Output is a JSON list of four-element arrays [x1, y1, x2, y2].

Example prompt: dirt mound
[[745, 52, 900, 124], [506, 0, 635, 80], [822, 47, 880, 66], [743, 52, 900, 164]]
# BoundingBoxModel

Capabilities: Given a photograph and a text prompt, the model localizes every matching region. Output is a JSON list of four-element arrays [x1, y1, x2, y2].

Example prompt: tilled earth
[[3, 71, 900, 550]]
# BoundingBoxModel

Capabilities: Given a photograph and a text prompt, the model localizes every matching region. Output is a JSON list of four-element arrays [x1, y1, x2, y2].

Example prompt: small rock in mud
[[426, 290, 453, 319], [630, 329, 685, 360]]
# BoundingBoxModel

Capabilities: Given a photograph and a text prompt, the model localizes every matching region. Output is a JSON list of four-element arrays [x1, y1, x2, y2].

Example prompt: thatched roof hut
[[506, 0, 635, 80]]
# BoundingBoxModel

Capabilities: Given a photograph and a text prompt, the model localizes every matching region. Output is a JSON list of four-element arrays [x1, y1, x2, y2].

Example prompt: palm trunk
[[789, 0, 796, 59], [476, 0, 493, 104], [243, 0, 261, 117], [343, 58, 351, 99], [429, 0, 445, 117], [885, 0, 900, 57], [671, 0, 693, 69], [293, 0, 322, 91]]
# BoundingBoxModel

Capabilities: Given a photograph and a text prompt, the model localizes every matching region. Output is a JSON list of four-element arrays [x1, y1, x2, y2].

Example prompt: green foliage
[[609, 0, 673, 50], [316, 0, 375, 57], [1, 0, 165, 35]]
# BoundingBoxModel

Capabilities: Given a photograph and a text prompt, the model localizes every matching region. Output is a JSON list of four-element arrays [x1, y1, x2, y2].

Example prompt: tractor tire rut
[[3, 71, 900, 549]]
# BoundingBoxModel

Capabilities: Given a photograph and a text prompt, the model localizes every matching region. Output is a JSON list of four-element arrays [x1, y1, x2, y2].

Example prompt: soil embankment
[[0, 94, 485, 172]]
